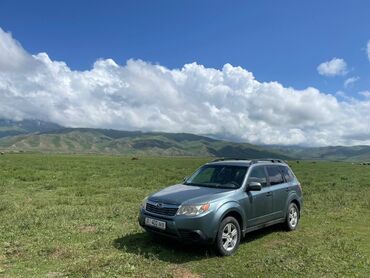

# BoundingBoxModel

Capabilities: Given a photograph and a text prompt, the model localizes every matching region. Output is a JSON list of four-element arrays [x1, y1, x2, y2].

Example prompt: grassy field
[[0, 154, 369, 277]]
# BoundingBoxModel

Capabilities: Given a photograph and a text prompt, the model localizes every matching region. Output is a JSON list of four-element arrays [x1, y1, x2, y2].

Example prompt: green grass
[[0, 155, 369, 277]]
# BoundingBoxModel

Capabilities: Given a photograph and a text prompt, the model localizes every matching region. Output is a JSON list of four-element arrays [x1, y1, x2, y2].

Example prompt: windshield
[[184, 165, 248, 189]]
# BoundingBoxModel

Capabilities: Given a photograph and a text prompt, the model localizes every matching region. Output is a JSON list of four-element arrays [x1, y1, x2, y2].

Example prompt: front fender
[[211, 201, 246, 235]]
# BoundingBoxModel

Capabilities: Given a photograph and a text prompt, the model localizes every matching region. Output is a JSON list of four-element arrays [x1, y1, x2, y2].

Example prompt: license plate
[[145, 217, 166, 230]]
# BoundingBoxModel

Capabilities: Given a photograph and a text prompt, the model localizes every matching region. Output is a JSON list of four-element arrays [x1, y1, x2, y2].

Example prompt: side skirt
[[242, 218, 285, 236]]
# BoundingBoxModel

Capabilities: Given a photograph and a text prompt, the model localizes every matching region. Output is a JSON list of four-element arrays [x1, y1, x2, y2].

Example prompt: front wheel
[[285, 202, 300, 231], [215, 216, 241, 256]]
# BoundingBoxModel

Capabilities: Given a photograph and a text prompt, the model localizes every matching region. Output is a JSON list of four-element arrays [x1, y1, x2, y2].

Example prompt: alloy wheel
[[221, 223, 238, 251]]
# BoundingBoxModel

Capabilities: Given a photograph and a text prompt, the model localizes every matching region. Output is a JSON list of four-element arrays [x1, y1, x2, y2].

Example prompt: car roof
[[206, 158, 287, 167], [207, 160, 252, 167]]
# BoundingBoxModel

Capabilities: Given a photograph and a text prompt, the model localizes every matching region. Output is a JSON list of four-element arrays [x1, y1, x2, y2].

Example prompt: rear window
[[266, 165, 284, 185]]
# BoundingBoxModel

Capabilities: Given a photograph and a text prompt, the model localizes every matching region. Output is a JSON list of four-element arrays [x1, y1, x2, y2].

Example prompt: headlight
[[177, 203, 210, 216], [140, 196, 148, 209]]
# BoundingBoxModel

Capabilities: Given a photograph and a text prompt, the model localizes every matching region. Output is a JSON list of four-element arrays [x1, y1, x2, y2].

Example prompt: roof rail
[[250, 158, 286, 164], [211, 157, 247, 162], [211, 157, 286, 164]]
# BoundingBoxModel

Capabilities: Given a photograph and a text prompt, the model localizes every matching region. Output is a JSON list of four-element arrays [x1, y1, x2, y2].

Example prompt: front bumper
[[138, 208, 217, 244]]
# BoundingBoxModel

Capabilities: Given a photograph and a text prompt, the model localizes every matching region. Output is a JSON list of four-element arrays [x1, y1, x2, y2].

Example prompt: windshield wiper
[[184, 182, 219, 188], [184, 182, 203, 186], [219, 181, 240, 188]]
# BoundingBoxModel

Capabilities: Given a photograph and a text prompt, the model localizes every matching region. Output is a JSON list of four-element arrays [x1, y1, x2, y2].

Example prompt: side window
[[266, 166, 284, 185], [212, 167, 247, 187], [247, 166, 267, 187], [280, 166, 294, 182]]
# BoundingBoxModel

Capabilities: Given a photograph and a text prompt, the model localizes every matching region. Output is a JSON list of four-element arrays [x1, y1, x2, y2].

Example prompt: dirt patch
[[46, 271, 65, 277], [48, 247, 72, 259], [170, 266, 201, 278], [3, 241, 25, 259], [262, 239, 285, 249], [79, 225, 97, 233], [0, 254, 6, 274]]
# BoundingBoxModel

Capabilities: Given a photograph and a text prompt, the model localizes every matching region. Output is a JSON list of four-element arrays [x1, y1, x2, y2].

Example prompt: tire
[[285, 202, 300, 231], [215, 216, 241, 256]]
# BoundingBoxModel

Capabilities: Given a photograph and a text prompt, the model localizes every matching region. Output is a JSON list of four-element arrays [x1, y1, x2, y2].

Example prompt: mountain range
[[0, 119, 369, 161]]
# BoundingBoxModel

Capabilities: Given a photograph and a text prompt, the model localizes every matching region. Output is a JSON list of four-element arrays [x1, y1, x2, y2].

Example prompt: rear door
[[244, 166, 274, 227], [266, 165, 288, 219]]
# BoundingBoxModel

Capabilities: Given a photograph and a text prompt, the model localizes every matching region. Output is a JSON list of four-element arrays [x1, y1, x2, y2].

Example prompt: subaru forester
[[138, 158, 303, 256]]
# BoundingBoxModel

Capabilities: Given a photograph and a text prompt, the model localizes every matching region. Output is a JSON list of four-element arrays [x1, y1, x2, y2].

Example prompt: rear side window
[[280, 166, 294, 182], [266, 166, 284, 185], [247, 166, 267, 187]]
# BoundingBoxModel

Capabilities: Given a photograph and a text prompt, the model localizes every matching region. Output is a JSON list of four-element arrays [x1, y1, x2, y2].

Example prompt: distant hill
[[270, 145, 370, 162], [1, 119, 370, 161], [0, 119, 62, 138], [0, 127, 289, 158]]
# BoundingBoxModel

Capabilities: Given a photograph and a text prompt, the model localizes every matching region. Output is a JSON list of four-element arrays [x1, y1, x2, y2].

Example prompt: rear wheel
[[215, 216, 241, 256], [285, 202, 300, 231]]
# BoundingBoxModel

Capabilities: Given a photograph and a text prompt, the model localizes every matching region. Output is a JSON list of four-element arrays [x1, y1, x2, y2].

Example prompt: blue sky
[[0, 1, 370, 145], [1, 0, 369, 95]]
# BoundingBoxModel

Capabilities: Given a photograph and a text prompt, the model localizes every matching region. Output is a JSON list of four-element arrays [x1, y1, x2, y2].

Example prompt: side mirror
[[247, 181, 262, 191]]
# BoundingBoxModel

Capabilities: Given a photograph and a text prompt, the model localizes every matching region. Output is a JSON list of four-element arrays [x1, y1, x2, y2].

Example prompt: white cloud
[[367, 40, 370, 61], [359, 91, 370, 98], [335, 91, 351, 101], [317, 58, 348, 76], [344, 76, 359, 88], [1, 27, 370, 146]]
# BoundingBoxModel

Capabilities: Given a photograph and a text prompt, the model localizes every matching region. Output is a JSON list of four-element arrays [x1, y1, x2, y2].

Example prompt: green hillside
[[270, 145, 370, 161], [0, 128, 288, 158], [1, 119, 370, 160]]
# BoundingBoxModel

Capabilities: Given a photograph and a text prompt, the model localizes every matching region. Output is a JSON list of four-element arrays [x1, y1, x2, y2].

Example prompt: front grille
[[146, 202, 178, 216]]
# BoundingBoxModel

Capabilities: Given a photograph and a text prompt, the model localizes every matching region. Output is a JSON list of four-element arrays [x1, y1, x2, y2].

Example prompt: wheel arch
[[285, 193, 302, 217], [216, 202, 246, 233], [221, 210, 243, 230], [290, 199, 301, 212]]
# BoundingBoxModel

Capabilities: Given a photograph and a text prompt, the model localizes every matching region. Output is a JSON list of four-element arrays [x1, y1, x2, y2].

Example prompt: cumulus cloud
[[344, 76, 359, 88], [1, 27, 370, 146], [317, 58, 348, 76]]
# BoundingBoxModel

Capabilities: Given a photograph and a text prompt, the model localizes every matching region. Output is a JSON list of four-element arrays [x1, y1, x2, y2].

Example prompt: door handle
[[265, 192, 272, 197]]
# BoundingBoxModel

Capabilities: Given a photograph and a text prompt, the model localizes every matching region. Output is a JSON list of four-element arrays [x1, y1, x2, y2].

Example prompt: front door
[[244, 166, 273, 227]]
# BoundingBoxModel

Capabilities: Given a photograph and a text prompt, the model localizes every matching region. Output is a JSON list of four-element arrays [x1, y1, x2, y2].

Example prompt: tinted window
[[266, 166, 284, 185], [191, 167, 214, 183], [186, 165, 248, 189], [280, 166, 294, 182], [247, 166, 267, 187]]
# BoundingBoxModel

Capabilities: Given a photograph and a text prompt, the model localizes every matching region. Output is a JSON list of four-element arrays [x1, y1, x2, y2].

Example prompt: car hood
[[149, 183, 235, 205]]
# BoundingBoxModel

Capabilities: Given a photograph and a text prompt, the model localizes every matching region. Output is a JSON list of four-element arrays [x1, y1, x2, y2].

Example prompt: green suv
[[138, 158, 303, 256]]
